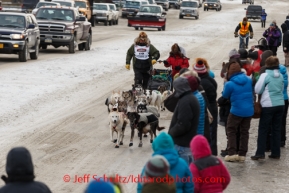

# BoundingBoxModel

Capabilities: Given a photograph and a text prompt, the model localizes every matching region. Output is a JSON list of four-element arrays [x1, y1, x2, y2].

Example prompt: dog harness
[[138, 113, 158, 124], [134, 45, 150, 60]]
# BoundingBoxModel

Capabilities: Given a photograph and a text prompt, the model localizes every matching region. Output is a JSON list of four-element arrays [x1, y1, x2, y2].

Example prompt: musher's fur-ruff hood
[[134, 32, 151, 46]]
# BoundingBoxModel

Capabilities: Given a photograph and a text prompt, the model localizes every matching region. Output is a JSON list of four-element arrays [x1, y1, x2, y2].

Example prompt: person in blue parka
[[137, 132, 194, 193], [222, 61, 254, 163]]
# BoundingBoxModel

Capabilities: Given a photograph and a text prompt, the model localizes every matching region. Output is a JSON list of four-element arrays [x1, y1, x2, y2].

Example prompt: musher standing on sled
[[125, 32, 160, 89], [234, 17, 254, 49]]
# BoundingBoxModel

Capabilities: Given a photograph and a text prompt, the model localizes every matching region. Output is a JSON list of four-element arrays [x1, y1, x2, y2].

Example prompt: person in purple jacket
[[263, 23, 281, 56]]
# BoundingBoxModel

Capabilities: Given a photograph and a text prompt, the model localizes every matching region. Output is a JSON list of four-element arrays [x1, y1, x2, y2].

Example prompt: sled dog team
[[105, 84, 172, 148]]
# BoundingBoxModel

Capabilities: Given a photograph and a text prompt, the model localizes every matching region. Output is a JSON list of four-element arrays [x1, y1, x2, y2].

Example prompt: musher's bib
[[134, 45, 150, 60]]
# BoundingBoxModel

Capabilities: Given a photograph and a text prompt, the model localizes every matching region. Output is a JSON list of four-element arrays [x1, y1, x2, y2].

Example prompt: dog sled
[[149, 67, 172, 91]]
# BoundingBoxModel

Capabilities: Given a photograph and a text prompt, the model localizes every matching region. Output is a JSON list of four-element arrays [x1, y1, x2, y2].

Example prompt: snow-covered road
[[0, 0, 289, 192]]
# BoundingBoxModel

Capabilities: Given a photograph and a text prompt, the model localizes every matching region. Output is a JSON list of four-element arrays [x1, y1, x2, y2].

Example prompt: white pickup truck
[[93, 3, 114, 26], [108, 3, 119, 25]]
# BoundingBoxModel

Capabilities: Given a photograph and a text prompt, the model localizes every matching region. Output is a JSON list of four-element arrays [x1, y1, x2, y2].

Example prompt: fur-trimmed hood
[[134, 37, 151, 46]]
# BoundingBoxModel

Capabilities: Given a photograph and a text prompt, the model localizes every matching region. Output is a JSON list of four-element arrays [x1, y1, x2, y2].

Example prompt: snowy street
[[0, 0, 289, 192]]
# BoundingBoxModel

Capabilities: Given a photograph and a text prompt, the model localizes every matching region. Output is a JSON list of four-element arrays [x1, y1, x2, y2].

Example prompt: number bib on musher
[[134, 45, 150, 60]]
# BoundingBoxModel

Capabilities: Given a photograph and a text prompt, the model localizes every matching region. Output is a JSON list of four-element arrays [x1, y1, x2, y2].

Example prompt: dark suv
[[245, 5, 262, 20], [204, 0, 221, 11], [0, 12, 40, 62], [242, 0, 254, 4]]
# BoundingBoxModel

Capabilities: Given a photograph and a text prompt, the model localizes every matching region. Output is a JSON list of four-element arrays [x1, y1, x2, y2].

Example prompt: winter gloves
[[234, 31, 238, 37], [125, 64, 130, 70], [250, 32, 254, 39], [152, 59, 157, 65]]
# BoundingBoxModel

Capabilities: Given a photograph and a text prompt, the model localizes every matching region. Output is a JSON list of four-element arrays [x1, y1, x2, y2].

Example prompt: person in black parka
[[193, 58, 218, 156], [0, 147, 52, 193], [168, 76, 200, 165]]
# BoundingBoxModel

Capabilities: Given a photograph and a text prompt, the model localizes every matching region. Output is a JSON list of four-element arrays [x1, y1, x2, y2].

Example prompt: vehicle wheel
[[85, 33, 92, 51], [19, 41, 29, 62], [104, 20, 108, 26], [78, 43, 84, 51], [195, 15, 199, 19], [135, 27, 139, 30], [69, 36, 75, 54], [109, 20, 112, 26], [179, 15, 183, 19], [140, 27, 143, 30], [158, 28, 161, 31], [116, 19, 119, 25], [162, 25, 165, 31], [30, 39, 39, 60], [42, 45, 47, 49], [204, 8, 206, 11]]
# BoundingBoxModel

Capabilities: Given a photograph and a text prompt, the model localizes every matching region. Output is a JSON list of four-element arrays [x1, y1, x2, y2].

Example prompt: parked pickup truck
[[35, 6, 92, 53], [0, 12, 40, 62], [93, 3, 114, 26]]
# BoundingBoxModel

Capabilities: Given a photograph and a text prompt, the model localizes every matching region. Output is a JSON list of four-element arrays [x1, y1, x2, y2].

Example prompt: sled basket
[[149, 68, 172, 90]]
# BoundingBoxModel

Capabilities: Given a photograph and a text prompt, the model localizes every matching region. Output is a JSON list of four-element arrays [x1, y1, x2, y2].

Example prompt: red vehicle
[[128, 4, 167, 31]]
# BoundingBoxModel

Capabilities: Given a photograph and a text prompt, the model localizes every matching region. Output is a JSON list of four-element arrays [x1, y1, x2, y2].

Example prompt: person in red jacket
[[190, 135, 231, 193], [163, 43, 189, 80]]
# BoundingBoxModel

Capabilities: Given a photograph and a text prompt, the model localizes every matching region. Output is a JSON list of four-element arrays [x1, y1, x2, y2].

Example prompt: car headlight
[[214, 4, 216, 6], [122, 8, 127, 11], [204, 3, 207, 6], [64, 29, 74, 34], [135, 9, 139, 12], [10, 34, 24, 39]]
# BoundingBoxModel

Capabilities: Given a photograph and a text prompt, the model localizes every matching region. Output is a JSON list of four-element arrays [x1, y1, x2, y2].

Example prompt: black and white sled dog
[[144, 90, 162, 112], [108, 110, 128, 148], [126, 112, 165, 147], [134, 84, 144, 96], [137, 103, 160, 118]]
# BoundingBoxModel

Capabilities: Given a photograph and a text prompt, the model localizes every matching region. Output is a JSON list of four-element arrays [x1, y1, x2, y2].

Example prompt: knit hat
[[145, 155, 170, 177], [186, 76, 199, 92], [85, 179, 115, 193], [227, 61, 241, 80], [193, 60, 207, 74], [229, 48, 240, 59], [243, 17, 247, 22]]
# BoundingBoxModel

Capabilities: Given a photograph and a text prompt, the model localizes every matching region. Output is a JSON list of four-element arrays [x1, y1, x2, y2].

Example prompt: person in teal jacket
[[251, 56, 284, 160], [137, 132, 194, 193]]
